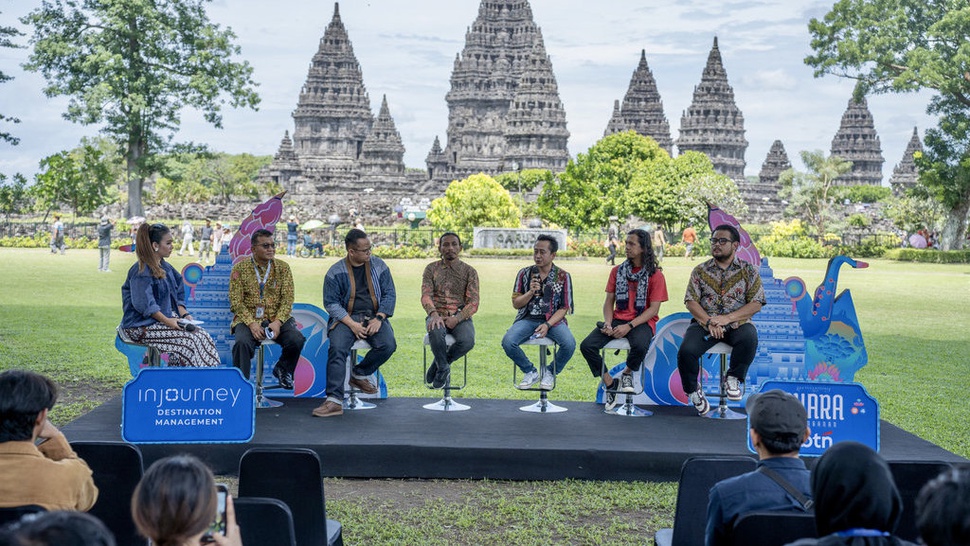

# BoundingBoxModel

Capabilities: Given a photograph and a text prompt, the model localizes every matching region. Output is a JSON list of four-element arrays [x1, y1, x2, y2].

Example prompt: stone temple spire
[[830, 95, 884, 186], [430, 0, 570, 187], [260, 131, 304, 193], [504, 35, 570, 172], [737, 139, 790, 222], [676, 37, 748, 180], [889, 126, 922, 196], [291, 2, 373, 174], [359, 95, 407, 189], [605, 100, 623, 135], [604, 50, 672, 154]]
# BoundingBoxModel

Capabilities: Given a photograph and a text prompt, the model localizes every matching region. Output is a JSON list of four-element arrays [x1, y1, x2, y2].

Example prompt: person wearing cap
[[97, 216, 114, 272], [704, 389, 812, 546], [286, 215, 299, 257]]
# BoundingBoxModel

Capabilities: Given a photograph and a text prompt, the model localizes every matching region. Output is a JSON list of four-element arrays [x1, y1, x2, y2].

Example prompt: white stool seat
[[351, 339, 372, 351], [602, 338, 631, 351], [423, 333, 457, 346], [522, 336, 556, 346], [707, 342, 732, 354]]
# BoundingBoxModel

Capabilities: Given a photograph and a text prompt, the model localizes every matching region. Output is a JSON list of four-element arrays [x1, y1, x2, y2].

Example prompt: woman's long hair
[[135, 223, 170, 279], [131, 454, 218, 546]]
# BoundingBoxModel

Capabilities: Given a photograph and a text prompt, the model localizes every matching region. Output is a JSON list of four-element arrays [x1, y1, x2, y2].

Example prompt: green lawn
[[1, 247, 967, 544]]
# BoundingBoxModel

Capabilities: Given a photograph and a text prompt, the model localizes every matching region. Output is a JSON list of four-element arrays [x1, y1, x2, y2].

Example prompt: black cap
[[746, 389, 807, 439]]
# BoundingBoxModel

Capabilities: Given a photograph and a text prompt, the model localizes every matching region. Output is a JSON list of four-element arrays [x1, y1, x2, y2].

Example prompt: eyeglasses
[[352, 246, 372, 254], [255, 243, 275, 249], [710, 237, 734, 245]]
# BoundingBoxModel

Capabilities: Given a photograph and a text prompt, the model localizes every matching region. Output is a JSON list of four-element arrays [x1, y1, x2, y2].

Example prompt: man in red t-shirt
[[579, 229, 668, 410]]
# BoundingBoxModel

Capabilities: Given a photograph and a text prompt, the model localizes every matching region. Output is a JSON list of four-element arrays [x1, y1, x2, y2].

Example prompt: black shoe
[[272, 365, 294, 389], [604, 385, 618, 411], [425, 362, 438, 385], [432, 365, 450, 389]]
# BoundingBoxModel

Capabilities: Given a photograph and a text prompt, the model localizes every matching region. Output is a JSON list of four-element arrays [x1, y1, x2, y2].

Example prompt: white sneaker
[[725, 376, 742, 401], [517, 370, 539, 389], [689, 389, 710, 416], [539, 369, 555, 390]]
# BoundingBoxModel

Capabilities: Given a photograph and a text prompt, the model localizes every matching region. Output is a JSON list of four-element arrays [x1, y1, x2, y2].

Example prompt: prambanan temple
[[259, 1, 915, 224]]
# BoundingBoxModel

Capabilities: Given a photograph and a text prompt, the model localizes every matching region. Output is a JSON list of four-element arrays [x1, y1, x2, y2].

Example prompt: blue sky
[[0, 0, 937, 183]]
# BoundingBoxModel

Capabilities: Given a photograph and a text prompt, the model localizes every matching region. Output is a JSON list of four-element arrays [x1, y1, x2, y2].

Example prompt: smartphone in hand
[[201, 483, 229, 543]]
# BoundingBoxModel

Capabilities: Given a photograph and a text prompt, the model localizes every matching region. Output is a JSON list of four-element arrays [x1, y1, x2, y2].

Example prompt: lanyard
[[253, 258, 272, 300], [836, 529, 890, 537]]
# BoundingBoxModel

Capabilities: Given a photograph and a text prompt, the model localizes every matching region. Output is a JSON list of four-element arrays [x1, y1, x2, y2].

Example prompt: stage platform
[[62, 395, 967, 481]]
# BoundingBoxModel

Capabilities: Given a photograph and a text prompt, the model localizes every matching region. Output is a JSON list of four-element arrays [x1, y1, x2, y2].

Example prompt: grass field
[[1, 247, 967, 544]]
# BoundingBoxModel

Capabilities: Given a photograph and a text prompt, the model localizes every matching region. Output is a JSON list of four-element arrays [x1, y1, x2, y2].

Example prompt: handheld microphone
[[704, 323, 733, 341], [182, 322, 196, 332]]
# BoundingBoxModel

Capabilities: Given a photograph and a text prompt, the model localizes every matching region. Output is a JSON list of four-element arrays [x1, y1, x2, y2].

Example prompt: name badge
[[255, 306, 264, 319]]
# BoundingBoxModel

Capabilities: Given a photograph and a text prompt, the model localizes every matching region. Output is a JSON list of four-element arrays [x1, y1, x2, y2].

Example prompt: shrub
[[755, 220, 826, 258], [883, 248, 970, 263]]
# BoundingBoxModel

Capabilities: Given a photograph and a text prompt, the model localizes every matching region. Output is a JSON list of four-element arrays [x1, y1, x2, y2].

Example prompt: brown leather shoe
[[312, 400, 343, 417], [348, 376, 378, 394]]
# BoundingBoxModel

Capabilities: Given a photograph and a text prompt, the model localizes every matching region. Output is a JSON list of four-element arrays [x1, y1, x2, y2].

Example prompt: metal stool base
[[423, 396, 471, 412], [520, 394, 568, 413], [343, 392, 376, 410], [606, 394, 652, 417], [256, 395, 283, 409], [706, 404, 745, 419]]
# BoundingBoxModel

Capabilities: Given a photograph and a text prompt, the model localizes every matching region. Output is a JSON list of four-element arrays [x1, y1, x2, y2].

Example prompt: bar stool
[[515, 337, 566, 413], [116, 326, 162, 367], [600, 338, 652, 417], [423, 333, 469, 412], [704, 342, 745, 420], [344, 339, 376, 410], [254, 339, 283, 409]]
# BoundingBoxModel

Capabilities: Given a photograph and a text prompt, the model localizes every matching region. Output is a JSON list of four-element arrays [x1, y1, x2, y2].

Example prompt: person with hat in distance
[[704, 389, 812, 546]]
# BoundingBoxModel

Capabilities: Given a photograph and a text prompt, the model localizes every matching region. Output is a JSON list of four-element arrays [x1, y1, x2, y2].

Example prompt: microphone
[[182, 322, 196, 332]]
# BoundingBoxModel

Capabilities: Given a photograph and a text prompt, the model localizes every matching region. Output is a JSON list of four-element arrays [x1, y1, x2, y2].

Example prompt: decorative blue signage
[[122, 368, 255, 444], [748, 380, 880, 457]]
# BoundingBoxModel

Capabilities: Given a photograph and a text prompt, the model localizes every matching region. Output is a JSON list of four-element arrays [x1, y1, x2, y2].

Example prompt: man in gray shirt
[[97, 216, 113, 272]]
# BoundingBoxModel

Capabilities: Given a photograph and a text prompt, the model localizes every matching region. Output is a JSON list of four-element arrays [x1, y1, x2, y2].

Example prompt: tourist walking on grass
[[178, 220, 194, 256], [97, 216, 114, 272]]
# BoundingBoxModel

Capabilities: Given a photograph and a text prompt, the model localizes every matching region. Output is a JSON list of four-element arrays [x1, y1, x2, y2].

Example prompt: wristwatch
[[375, 315, 385, 322]]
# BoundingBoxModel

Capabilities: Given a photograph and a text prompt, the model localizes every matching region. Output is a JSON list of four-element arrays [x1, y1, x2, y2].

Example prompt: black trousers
[[676, 321, 758, 393], [579, 319, 654, 377], [232, 317, 306, 379]]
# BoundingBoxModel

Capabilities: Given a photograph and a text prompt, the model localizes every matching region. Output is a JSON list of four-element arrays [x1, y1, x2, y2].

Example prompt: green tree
[[538, 132, 737, 231], [538, 131, 669, 230], [21, 0, 260, 218], [32, 145, 114, 218], [0, 12, 21, 145], [427, 173, 521, 231], [805, 0, 970, 249], [779, 150, 853, 237], [629, 150, 745, 230], [881, 191, 945, 233], [0, 173, 30, 219], [494, 169, 554, 194]]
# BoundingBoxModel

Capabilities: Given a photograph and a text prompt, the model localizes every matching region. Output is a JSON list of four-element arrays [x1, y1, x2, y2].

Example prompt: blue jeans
[[326, 317, 396, 400], [286, 236, 297, 256], [501, 318, 575, 374]]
